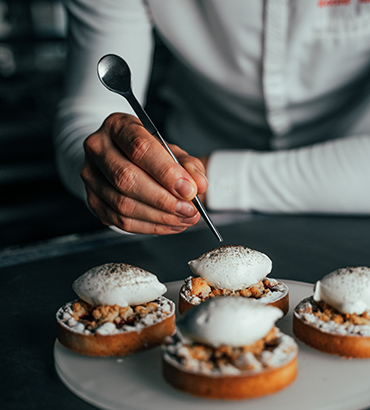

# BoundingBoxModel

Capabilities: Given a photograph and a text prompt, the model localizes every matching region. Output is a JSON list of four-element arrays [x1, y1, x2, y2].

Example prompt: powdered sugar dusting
[[72, 263, 167, 306], [177, 297, 283, 347], [188, 245, 272, 290]]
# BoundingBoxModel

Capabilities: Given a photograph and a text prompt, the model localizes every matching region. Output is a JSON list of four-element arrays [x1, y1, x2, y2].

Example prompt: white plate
[[54, 280, 370, 410]]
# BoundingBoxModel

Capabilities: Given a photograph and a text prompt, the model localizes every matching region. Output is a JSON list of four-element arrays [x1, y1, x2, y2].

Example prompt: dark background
[[0, 0, 171, 249]]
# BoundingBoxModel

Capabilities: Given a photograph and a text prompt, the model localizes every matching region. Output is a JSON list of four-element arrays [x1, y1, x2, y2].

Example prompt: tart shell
[[178, 283, 289, 316], [57, 302, 176, 357], [293, 313, 370, 358], [162, 354, 297, 399]]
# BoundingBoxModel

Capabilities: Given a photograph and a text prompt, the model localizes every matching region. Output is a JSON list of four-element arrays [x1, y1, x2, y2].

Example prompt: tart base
[[293, 314, 370, 358], [57, 306, 175, 357], [162, 355, 297, 399], [179, 286, 289, 316]]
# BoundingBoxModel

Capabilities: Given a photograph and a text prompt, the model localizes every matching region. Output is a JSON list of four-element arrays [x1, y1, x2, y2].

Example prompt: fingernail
[[174, 178, 195, 198], [170, 226, 186, 232], [179, 215, 198, 225], [175, 201, 196, 217]]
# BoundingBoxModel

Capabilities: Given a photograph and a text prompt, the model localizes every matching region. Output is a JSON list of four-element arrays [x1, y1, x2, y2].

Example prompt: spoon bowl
[[97, 54, 132, 96]]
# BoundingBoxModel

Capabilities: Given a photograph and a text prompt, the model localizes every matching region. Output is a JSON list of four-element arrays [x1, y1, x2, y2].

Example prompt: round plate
[[54, 280, 370, 410]]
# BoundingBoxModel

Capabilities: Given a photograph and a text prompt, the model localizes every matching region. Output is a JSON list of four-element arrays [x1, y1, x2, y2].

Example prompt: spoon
[[97, 54, 223, 242]]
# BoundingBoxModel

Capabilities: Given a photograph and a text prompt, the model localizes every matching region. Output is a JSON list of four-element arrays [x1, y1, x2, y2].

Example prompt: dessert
[[179, 245, 289, 315], [162, 297, 298, 399], [293, 266, 370, 358], [56, 262, 175, 356]]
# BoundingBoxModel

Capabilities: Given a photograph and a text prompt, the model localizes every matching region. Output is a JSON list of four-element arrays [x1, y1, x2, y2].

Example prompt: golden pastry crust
[[179, 276, 289, 316], [293, 296, 370, 358], [162, 327, 298, 399], [56, 296, 175, 357], [163, 357, 297, 399]]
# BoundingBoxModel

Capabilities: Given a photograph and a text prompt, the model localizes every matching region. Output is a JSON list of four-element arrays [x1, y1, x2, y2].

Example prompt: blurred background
[[0, 0, 170, 249]]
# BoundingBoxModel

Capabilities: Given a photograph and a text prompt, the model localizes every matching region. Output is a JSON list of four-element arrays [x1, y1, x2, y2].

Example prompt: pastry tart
[[293, 296, 370, 358], [57, 296, 175, 356], [179, 275, 289, 315], [56, 262, 175, 356], [162, 297, 298, 399], [293, 267, 370, 358], [179, 245, 289, 315]]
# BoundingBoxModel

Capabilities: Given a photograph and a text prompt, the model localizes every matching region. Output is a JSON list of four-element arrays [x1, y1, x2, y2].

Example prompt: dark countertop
[[2, 213, 370, 410]]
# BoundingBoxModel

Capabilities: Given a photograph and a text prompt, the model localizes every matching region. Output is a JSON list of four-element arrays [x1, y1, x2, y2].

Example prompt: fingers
[[107, 113, 208, 200], [83, 170, 201, 235], [83, 133, 197, 216], [88, 188, 201, 235], [81, 112, 208, 235], [171, 145, 209, 196]]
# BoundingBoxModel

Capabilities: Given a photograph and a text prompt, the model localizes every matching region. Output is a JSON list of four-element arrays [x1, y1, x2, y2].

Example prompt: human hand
[[80, 113, 208, 235]]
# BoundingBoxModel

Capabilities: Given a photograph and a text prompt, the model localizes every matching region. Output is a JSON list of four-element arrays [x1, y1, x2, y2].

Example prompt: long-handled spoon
[[97, 54, 223, 242]]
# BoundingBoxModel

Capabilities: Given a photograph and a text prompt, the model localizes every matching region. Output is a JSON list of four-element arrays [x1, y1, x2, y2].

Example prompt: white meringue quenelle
[[313, 266, 370, 315], [72, 263, 167, 307], [188, 245, 272, 290], [177, 297, 283, 347]]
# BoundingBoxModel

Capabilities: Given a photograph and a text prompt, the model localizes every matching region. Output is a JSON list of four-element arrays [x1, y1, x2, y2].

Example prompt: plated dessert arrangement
[[55, 245, 370, 402]]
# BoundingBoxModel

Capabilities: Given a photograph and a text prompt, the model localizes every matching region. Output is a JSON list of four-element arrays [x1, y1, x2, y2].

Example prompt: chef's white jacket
[[54, 0, 370, 214]]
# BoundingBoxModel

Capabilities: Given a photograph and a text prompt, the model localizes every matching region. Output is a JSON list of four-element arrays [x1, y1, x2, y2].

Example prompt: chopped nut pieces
[[300, 298, 370, 327], [173, 328, 280, 372], [189, 277, 275, 300], [72, 299, 160, 331]]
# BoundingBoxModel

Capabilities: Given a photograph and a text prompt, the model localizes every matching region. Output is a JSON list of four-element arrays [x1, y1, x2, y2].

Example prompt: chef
[[54, 0, 370, 235]]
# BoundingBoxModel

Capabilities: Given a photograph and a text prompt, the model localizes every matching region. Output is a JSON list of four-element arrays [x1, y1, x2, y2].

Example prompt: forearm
[[206, 135, 370, 215], [54, 0, 154, 199]]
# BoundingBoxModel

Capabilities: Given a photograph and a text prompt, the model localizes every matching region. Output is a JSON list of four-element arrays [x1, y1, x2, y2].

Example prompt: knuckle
[[152, 224, 167, 236], [116, 195, 136, 215], [116, 215, 133, 233], [113, 165, 137, 193], [83, 133, 101, 157], [158, 164, 177, 182], [155, 210, 175, 226], [106, 112, 140, 140], [106, 112, 134, 126], [154, 191, 173, 212], [125, 135, 152, 163], [104, 112, 121, 126], [104, 112, 125, 128]]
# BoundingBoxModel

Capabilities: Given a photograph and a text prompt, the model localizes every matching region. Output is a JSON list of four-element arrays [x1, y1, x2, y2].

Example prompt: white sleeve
[[206, 135, 370, 215], [53, 0, 154, 200]]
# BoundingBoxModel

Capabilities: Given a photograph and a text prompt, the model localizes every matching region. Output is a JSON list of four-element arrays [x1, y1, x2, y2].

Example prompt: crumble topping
[[163, 327, 297, 375], [181, 276, 287, 305], [57, 296, 175, 335], [294, 296, 370, 336]]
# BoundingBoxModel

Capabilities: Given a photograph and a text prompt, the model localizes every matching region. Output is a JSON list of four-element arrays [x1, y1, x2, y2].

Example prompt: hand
[[80, 113, 209, 235], [197, 156, 209, 207]]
